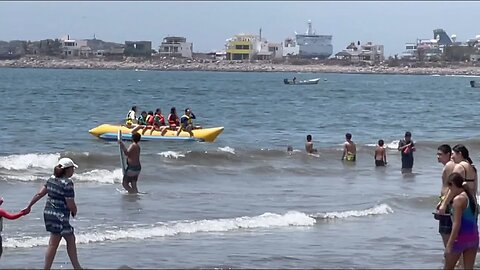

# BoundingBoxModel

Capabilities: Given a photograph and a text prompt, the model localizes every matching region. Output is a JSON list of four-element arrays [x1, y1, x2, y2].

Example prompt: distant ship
[[284, 20, 333, 59]]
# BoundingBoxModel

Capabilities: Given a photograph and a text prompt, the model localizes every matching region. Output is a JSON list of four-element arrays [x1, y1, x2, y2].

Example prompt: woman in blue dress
[[24, 158, 82, 269]]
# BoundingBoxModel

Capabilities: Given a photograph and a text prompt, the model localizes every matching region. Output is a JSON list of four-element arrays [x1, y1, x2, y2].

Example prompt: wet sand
[[1, 57, 479, 76]]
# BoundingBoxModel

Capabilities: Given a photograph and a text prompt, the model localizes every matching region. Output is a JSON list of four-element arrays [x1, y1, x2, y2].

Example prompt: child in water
[[0, 197, 27, 259], [374, 139, 388, 166]]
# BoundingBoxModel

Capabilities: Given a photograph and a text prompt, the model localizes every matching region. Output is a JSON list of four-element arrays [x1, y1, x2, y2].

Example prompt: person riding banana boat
[[176, 108, 202, 137]]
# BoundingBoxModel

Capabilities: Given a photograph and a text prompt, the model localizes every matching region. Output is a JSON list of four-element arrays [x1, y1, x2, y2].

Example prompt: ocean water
[[0, 68, 479, 268]]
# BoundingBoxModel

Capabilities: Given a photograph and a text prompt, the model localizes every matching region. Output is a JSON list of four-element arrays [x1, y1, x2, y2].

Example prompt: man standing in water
[[435, 144, 456, 247], [118, 132, 141, 194], [374, 139, 387, 166], [398, 131, 415, 173], [305, 134, 318, 154], [341, 133, 356, 161]]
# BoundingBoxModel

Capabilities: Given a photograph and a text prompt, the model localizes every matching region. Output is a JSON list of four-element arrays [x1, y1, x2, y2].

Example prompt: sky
[[1, 1, 479, 57]]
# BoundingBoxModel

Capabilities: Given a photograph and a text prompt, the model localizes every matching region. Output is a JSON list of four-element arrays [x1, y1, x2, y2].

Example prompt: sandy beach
[[1, 56, 480, 76]]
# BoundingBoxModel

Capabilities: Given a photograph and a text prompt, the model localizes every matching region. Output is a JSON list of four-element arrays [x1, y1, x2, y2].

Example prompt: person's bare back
[[305, 135, 317, 154], [305, 142, 315, 154], [345, 141, 356, 155], [118, 132, 142, 194], [374, 146, 384, 161], [127, 143, 140, 166], [342, 133, 356, 161]]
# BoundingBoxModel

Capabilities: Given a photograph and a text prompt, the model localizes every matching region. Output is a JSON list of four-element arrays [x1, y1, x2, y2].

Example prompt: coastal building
[[124, 41, 152, 58], [401, 43, 418, 60], [256, 40, 283, 60], [159, 36, 193, 59], [283, 38, 299, 56], [416, 38, 442, 61], [225, 34, 257, 61], [433, 29, 453, 46], [267, 42, 283, 60], [466, 35, 480, 48], [361, 42, 384, 63], [401, 29, 454, 61], [282, 20, 333, 59], [225, 31, 283, 61], [444, 45, 477, 62], [26, 39, 62, 56], [104, 47, 124, 60], [60, 35, 125, 58], [400, 38, 441, 61], [61, 35, 88, 57], [85, 38, 124, 58], [334, 41, 384, 64]]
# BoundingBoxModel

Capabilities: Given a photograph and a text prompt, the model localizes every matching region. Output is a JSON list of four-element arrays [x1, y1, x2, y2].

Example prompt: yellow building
[[225, 34, 258, 60]]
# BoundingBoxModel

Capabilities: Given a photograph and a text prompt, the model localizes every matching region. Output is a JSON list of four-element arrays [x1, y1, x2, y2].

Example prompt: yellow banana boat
[[89, 124, 224, 142]]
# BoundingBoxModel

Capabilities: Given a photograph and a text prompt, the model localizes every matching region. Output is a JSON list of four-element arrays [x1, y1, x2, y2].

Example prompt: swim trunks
[[346, 153, 356, 162], [125, 163, 141, 178], [438, 197, 453, 235], [375, 160, 385, 166]]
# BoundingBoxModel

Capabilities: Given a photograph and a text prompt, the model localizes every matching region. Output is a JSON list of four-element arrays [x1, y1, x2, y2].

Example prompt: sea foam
[[4, 211, 315, 249], [365, 140, 399, 150], [158, 151, 185, 159], [218, 146, 235, 154], [0, 153, 60, 170], [316, 204, 393, 219], [73, 168, 123, 184]]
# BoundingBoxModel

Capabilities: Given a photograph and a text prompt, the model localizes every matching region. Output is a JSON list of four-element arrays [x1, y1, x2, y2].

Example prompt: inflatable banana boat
[[89, 124, 224, 142]]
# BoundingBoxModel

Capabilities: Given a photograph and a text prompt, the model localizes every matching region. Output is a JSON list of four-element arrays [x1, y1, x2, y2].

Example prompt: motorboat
[[283, 78, 320, 85]]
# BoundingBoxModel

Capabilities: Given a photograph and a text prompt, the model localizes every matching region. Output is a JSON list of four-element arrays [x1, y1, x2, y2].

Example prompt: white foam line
[[317, 204, 393, 219], [218, 146, 235, 154], [4, 211, 315, 249], [157, 151, 185, 159], [0, 153, 60, 170]]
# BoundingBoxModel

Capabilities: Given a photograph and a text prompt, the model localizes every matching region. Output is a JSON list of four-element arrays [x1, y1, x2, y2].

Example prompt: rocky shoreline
[[1, 57, 480, 76]]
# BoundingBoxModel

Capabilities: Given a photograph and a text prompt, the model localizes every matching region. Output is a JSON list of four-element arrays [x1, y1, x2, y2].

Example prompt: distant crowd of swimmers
[[125, 106, 202, 137], [299, 131, 415, 172], [301, 132, 480, 269]]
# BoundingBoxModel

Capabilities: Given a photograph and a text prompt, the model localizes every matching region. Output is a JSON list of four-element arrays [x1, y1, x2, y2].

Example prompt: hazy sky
[[1, 1, 479, 56]]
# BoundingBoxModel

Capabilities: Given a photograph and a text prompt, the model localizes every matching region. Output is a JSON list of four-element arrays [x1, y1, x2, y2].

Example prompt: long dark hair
[[449, 172, 477, 215], [53, 164, 67, 178], [453, 144, 477, 172]]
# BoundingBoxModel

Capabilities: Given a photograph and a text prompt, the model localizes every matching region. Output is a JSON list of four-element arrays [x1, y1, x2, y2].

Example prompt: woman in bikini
[[451, 144, 478, 196], [444, 172, 479, 269], [438, 144, 478, 215]]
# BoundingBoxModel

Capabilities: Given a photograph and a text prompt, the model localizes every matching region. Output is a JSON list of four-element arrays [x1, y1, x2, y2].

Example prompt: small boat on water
[[284, 78, 320, 85], [89, 124, 224, 142], [470, 80, 480, 88]]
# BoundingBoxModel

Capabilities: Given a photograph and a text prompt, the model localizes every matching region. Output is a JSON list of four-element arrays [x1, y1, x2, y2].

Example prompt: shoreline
[[1, 57, 480, 76]]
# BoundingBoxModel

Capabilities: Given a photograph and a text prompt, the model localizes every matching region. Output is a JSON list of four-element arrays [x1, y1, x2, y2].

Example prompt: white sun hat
[[58, 158, 79, 169]]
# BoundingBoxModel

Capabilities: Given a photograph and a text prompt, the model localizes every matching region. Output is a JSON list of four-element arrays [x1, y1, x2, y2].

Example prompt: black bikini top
[[461, 163, 476, 182]]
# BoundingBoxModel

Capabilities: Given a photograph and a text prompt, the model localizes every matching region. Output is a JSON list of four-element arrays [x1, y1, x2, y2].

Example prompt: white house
[[159, 36, 193, 58]]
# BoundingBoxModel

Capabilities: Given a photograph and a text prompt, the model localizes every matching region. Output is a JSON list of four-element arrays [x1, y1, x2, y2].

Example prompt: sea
[[0, 68, 479, 269]]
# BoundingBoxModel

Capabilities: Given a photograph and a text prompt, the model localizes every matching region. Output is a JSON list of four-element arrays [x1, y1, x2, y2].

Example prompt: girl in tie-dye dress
[[444, 172, 479, 269]]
